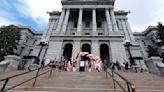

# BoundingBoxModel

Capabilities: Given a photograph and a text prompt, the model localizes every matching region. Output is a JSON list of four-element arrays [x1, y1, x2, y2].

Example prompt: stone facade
[[1, 0, 151, 71], [41, 0, 143, 68], [5, 25, 43, 59], [133, 26, 159, 59]]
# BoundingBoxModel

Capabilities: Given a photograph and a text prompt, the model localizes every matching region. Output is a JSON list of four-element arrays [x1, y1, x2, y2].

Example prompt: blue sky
[[0, 0, 164, 32], [0, 0, 41, 31]]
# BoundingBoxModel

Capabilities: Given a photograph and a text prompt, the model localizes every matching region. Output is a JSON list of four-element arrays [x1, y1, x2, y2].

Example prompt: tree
[[157, 22, 164, 45], [147, 45, 159, 57], [0, 25, 21, 62]]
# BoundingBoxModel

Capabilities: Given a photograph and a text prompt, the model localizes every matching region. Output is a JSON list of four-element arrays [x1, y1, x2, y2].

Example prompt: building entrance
[[100, 44, 110, 63], [79, 44, 91, 71], [63, 44, 73, 62]]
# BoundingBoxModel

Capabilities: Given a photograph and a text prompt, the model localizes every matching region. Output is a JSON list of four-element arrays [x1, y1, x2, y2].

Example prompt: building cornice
[[61, 0, 115, 6], [47, 11, 61, 16], [114, 10, 129, 15]]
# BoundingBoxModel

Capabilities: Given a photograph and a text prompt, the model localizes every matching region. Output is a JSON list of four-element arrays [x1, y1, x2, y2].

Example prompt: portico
[[42, 0, 143, 69], [53, 7, 117, 35]]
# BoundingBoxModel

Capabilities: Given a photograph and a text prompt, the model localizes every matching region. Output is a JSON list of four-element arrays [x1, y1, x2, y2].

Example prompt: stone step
[[5, 86, 164, 92], [9, 86, 122, 92]]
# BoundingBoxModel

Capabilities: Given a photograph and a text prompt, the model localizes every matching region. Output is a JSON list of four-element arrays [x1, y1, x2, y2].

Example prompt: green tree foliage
[[0, 25, 21, 62], [147, 45, 159, 57], [157, 22, 164, 45]]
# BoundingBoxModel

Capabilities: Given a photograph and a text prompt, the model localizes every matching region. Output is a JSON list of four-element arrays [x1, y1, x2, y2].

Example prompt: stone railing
[[0, 55, 22, 73], [0, 60, 10, 73], [145, 56, 164, 76]]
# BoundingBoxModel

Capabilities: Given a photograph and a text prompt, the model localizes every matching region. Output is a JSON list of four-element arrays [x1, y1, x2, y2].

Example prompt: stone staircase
[[119, 71, 164, 92], [0, 69, 164, 92], [6, 71, 118, 92]]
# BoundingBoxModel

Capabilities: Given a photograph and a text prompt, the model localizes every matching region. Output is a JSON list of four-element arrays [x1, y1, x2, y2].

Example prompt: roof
[[61, 0, 115, 5], [47, 11, 61, 16], [133, 26, 158, 36]]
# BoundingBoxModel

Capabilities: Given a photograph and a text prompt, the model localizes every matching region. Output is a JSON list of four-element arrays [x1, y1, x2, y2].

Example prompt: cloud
[[0, 17, 15, 26], [1, 0, 164, 32], [115, 0, 164, 32], [16, 0, 62, 30]]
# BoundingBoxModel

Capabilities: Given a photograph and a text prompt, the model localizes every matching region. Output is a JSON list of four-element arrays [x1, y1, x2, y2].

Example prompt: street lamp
[[35, 39, 48, 64], [123, 40, 135, 66]]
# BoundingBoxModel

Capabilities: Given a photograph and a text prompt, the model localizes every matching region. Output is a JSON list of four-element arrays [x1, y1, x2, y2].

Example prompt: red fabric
[[88, 64, 91, 68]]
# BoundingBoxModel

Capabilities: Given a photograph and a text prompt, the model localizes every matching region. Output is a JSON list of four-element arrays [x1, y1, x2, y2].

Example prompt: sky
[[0, 0, 164, 32]]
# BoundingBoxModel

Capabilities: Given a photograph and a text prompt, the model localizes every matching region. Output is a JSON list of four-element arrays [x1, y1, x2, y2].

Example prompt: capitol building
[[7, 0, 154, 71]]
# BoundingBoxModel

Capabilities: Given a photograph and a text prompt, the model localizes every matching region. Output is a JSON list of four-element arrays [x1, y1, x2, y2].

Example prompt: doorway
[[100, 44, 110, 63], [63, 43, 73, 61]]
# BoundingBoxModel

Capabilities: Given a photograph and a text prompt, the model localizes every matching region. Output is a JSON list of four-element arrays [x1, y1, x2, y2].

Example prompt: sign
[[80, 61, 85, 67]]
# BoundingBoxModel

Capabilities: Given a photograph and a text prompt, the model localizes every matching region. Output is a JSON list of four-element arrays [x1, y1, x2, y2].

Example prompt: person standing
[[111, 59, 116, 70], [80, 61, 85, 72], [41, 58, 45, 68], [125, 62, 129, 70], [88, 62, 92, 72], [115, 59, 121, 70]]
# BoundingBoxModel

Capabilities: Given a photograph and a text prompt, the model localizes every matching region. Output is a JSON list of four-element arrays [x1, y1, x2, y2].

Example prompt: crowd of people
[[37, 57, 130, 72]]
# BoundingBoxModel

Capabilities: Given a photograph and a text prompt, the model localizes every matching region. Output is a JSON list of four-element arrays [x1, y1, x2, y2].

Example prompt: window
[[98, 33, 103, 35], [85, 21, 90, 28], [26, 37, 29, 42], [97, 21, 102, 28], [28, 49, 33, 56], [85, 33, 90, 35], [19, 47, 24, 56], [142, 40, 146, 46], [74, 21, 77, 28], [72, 33, 75, 35], [33, 40, 37, 45], [151, 37, 155, 44]]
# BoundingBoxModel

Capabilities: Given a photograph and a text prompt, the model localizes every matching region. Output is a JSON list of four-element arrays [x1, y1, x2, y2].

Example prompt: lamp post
[[123, 40, 135, 66], [33, 39, 48, 87], [35, 39, 48, 64]]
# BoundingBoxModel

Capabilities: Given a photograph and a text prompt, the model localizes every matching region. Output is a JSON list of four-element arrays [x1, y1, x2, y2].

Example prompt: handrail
[[0, 64, 54, 92], [105, 68, 135, 92]]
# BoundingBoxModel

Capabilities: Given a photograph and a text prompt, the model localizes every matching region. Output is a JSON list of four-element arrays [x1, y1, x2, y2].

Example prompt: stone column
[[91, 40, 99, 72], [77, 8, 83, 35], [121, 19, 130, 40], [91, 40, 99, 56], [125, 19, 135, 41], [92, 8, 97, 35], [41, 20, 52, 40], [45, 41, 63, 61], [46, 19, 56, 41], [61, 9, 70, 33], [110, 40, 127, 64], [72, 40, 81, 71], [56, 9, 66, 32], [110, 9, 118, 32], [72, 40, 81, 55], [105, 8, 112, 32]]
